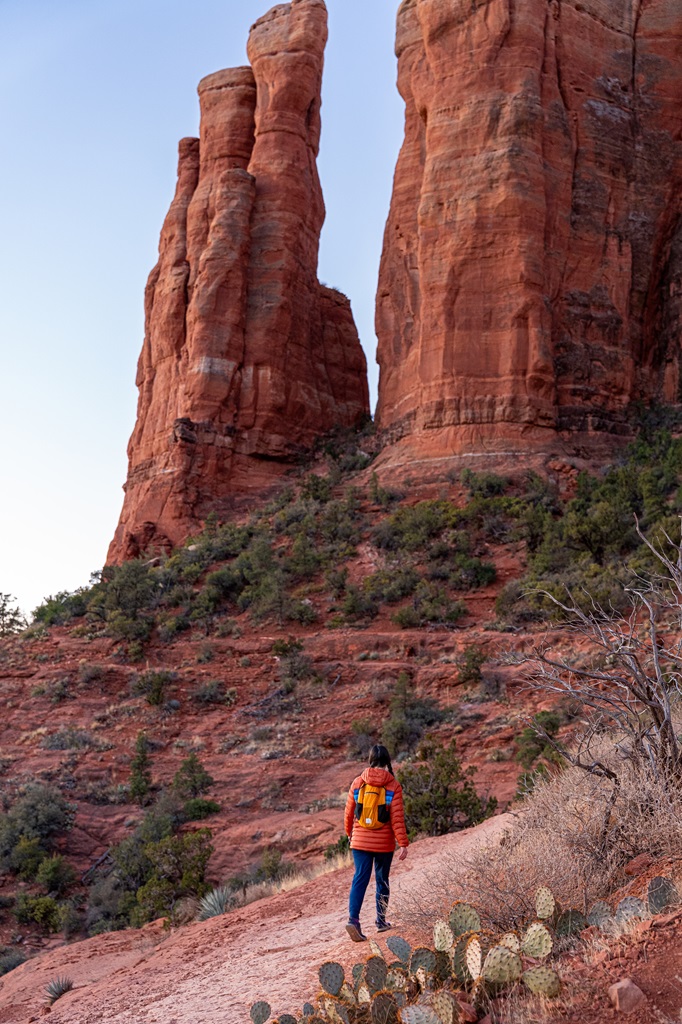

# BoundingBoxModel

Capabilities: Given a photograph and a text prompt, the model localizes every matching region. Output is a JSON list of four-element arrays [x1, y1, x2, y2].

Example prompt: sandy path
[[0, 815, 511, 1024]]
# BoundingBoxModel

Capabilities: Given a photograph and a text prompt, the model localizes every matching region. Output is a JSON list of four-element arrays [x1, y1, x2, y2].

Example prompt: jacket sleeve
[[344, 781, 357, 839], [390, 781, 409, 848]]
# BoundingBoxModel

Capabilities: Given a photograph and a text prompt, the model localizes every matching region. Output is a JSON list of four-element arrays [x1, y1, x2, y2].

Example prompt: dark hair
[[369, 744, 393, 776]]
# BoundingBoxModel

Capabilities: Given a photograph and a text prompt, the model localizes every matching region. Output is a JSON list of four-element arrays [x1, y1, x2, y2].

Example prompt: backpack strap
[[354, 783, 365, 820]]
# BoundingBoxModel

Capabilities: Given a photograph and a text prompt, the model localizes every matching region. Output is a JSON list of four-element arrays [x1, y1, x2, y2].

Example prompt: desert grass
[[228, 850, 352, 911], [397, 744, 682, 932]]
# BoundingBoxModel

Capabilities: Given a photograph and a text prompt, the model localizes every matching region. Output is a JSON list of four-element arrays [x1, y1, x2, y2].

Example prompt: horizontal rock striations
[[375, 0, 682, 444], [109, 0, 368, 563]]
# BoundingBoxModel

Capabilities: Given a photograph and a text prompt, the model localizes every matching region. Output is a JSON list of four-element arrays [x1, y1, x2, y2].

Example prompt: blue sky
[[0, 0, 404, 617]]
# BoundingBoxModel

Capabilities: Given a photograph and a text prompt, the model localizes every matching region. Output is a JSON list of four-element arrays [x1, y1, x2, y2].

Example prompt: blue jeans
[[349, 849, 394, 924]]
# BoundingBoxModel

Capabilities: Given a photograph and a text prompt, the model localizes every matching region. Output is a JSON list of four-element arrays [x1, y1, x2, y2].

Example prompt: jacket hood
[[360, 767, 395, 787]]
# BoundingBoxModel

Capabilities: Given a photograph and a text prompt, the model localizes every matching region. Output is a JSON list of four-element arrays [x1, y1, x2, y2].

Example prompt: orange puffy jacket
[[344, 766, 409, 853]]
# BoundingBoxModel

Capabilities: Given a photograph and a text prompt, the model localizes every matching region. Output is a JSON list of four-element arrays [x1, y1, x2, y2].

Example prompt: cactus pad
[[409, 947, 437, 975], [522, 966, 561, 997], [352, 964, 364, 984], [448, 901, 481, 937], [452, 933, 473, 984], [319, 962, 345, 997], [648, 876, 680, 915], [498, 932, 520, 953], [615, 896, 649, 924], [386, 967, 408, 991], [364, 957, 388, 995], [555, 909, 586, 938], [369, 939, 384, 958], [520, 922, 552, 959], [279, 1015, 297, 1024], [387, 936, 412, 964], [371, 990, 399, 1024], [428, 991, 460, 1024], [434, 951, 452, 984], [433, 919, 454, 952], [482, 946, 522, 985], [586, 901, 612, 930], [534, 886, 555, 920], [327, 1001, 350, 1024], [464, 936, 482, 980], [357, 984, 372, 1005], [399, 1006, 441, 1024], [339, 983, 356, 1005], [250, 1003, 271, 1024], [302, 1006, 315, 1018]]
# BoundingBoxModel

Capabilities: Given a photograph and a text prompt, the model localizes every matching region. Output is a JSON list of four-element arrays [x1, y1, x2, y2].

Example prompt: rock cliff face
[[109, 0, 368, 563], [376, 0, 682, 442]]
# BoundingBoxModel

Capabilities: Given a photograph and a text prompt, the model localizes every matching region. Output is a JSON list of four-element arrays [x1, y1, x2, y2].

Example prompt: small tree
[[524, 520, 682, 785], [0, 594, 26, 636], [172, 753, 214, 799], [129, 733, 152, 806], [397, 740, 497, 837]]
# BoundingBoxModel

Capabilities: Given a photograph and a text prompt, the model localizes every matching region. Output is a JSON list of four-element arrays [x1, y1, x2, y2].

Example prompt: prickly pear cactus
[[387, 936, 412, 965], [408, 948, 437, 976], [452, 933, 474, 985], [522, 966, 561, 997], [279, 1015, 297, 1024], [554, 909, 586, 938], [433, 920, 454, 952], [648, 876, 680, 915], [371, 990, 399, 1024], [338, 983, 357, 1005], [615, 896, 649, 925], [482, 946, 522, 985], [534, 886, 555, 920], [319, 962, 345, 997], [302, 1005, 315, 1017], [250, 1002, 271, 1024], [415, 966, 434, 993], [464, 935, 482, 981], [399, 1006, 441, 1024], [369, 939, 384, 958], [427, 990, 459, 1024], [357, 984, 372, 1005], [448, 901, 481, 937], [325, 999, 351, 1024], [520, 922, 552, 959], [586, 901, 613, 930], [434, 951, 452, 985], [386, 967, 409, 992], [352, 964, 364, 985], [364, 956, 388, 995], [498, 932, 520, 953]]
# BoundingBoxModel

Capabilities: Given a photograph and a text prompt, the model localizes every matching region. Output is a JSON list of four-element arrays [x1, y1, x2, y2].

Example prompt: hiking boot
[[376, 920, 393, 932], [346, 920, 367, 942]]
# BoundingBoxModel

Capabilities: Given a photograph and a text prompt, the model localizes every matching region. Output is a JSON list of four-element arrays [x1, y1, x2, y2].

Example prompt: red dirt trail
[[0, 816, 511, 1024]]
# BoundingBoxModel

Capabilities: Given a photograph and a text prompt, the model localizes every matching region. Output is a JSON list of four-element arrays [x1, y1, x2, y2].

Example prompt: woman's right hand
[[398, 847, 408, 861]]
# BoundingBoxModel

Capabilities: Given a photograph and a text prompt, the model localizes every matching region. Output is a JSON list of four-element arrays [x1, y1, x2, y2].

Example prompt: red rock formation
[[109, 0, 368, 563], [376, 0, 682, 445]]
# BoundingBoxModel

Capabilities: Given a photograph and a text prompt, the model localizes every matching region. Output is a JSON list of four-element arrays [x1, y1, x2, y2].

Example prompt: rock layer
[[109, 0, 368, 563], [376, 0, 682, 441]]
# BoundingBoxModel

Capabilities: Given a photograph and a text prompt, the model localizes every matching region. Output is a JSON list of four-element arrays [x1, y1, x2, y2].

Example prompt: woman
[[343, 744, 409, 941]]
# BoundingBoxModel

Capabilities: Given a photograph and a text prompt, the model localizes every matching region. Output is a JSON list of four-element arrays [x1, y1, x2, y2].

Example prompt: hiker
[[344, 743, 409, 941]]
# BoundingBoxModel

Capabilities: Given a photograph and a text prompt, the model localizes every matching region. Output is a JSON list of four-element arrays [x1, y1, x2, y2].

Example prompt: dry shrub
[[398, 748, 682, 933]]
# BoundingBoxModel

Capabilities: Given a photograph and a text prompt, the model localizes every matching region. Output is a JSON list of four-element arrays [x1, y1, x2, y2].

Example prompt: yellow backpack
[[354, 783, 390, 830]]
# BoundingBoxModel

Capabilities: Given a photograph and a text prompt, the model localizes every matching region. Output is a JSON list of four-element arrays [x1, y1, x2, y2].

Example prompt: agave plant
[[46, 976, 74, 1005], [197, 885, 232, 921]]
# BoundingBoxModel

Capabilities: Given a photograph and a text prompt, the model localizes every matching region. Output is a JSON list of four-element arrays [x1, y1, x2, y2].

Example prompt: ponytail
[[368, 743, 394, 776]]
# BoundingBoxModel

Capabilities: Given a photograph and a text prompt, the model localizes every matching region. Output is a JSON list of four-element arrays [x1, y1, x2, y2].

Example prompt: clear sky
[[0, 0, 404, 618]]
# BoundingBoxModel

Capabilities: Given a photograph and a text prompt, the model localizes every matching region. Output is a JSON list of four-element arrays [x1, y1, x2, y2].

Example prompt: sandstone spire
[[109, 0, 368, 563], [376, 0, 682, 446]]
